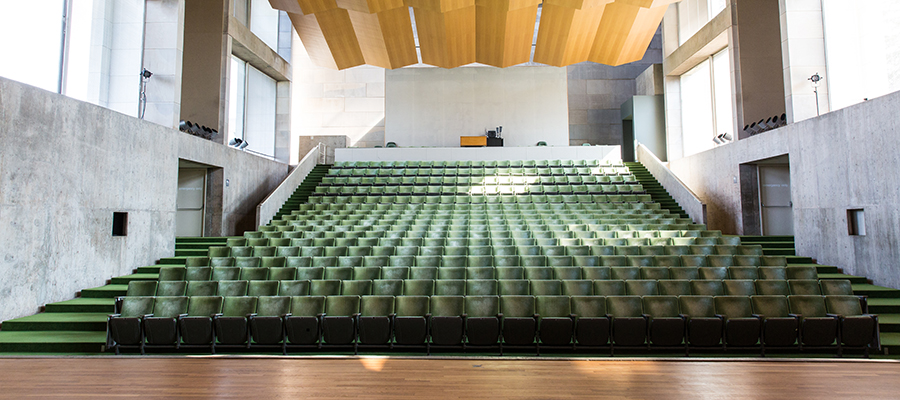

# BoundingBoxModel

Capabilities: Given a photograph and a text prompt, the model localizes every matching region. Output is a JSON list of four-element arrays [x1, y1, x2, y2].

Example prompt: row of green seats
[[313, 184, 645, 195], [307, 194, 655, 205], [322, 174, 637, 183], [333, 159, 625, 168], [288, 202, 668, 212], [109, 294, 877, 356], [243, 230, 721, 242]]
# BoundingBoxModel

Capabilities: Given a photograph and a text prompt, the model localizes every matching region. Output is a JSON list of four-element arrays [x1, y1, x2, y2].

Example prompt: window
[[233, 0, 285, 58], [229, 57, 276, 157], [847, 209, 866, 236], [823, 0, 900, 111], [680, 48, 733, 157], [0, 0, 66, 92]]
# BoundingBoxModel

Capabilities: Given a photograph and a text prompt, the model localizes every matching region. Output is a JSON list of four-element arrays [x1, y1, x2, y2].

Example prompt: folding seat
[[341, 280, 372, 295], [211, 257, 236, 267], [235, 257, 261, 269], [665, 246, 692, 256], [185, 267, 212, 281], [494, 266, 522, 279], [732, 255, 760, 267], [789, 280, 822, 295], [185, 280, 217, 296], [615, 246, 642, 256], [641, 267, 670, 280], [309, 280, 341, 296], [295, 267, 325, 280], [524, 267, 553, 280], [178, 296, 224, 352], [500, 296, 538, 352], [363, 255, 390, 268], [756, 280, 791, 296], [260, 257, 287, 269], [355, 296, 396, 350], [677, 296, 723, 350], [690, 280, 724, 296], [349, 266, 379, 280], [403, 279, 434, 296], [720, 279, 755, 296], [610, 267, 640, 280], [758, 267, 787, 280], [551, 266, 579, 280], [155, 281, 187, 296], [627, 256, 654, 268], [788, 295, 838, 351], [212, 296, 259, 351], [277, 280, 309, 296], [530, 280, 562, 295], [607, 296, 648, 350], [409, 267, 438, 280], [714, 296, 761, 349], [436, 266, 465, 279], [572, 255, 600, 268], [158, 266, 187, 281], [690, 246, 715, 256], [284, 296, 325, 347], [582, 267, 611, 280], [319, 296, 361, 347], [825, 295, 879, 356], [751, 295, 799, 353], [217, 280, 249, 296], [600, 256, 627, 267], [707, 256, 734, 268], [626, 280, 659, 296], [737, 245, 764, 256], [699, 267, 728, 280], [494, 254, 520, 267], [643, 296, 686, 350], [761, 256, 788, 267], [185, 257, 210, 267], [465, 296, 502, 348], [367, 279, 400, 296], [107, 296, 155, 354], [729, 266, 759, 280], [442, 255, 467, 267], [558, 279, 590, 296], [375, 266, 406, 280], [593, 280, 626, 295], [787, 266, 818, 280], [139, 296, 190, 351]]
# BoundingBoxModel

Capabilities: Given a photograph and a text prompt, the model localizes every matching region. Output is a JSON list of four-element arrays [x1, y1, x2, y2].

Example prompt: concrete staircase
[[273, 165, 330, 221]]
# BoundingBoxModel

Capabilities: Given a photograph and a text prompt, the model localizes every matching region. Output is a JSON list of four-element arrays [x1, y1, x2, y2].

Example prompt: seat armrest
[[246, 313, 258, 318], [826, 313, 841, 319], [532, 314, 540, 319], [496, 313, 504, 319], [281, 313, 292, 318]]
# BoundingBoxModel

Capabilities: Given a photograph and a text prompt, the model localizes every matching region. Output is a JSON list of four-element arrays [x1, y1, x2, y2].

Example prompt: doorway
[[176, 167, 207, 237], [758, 164, 793, 235]]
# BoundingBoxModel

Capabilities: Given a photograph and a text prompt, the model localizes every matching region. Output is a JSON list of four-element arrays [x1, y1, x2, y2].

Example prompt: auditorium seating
[[106, 159, 880, 356]]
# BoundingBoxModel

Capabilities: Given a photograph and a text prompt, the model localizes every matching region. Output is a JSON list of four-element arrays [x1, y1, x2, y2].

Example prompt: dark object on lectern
[[487, 130, 498, 138], [487, 138, 503, 147]]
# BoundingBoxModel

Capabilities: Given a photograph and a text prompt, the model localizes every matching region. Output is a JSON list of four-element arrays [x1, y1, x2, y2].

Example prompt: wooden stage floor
[[1, 357, 899, 399]]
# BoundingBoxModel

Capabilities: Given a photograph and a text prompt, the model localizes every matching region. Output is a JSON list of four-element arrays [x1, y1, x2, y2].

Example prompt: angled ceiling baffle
[[269, 0, 679, 70]]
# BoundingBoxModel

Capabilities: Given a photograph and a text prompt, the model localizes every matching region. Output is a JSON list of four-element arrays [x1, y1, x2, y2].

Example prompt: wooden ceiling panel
[[268, 0, 305, 14], [376, 7, 420, 68], [475, 1, 539, 67], [412, 5, 476, 68], [405, 0, 475, 13], [588, 1, 667, 66], [336, 0, 406, 13], [288, 12, 338, 69], [533, 1, 611, 67], [346, 10, 393, 68], [297, 0, 339, 14]]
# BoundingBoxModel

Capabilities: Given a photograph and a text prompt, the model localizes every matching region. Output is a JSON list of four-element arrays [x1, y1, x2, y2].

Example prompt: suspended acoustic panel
[[271, 0, 679, 70]]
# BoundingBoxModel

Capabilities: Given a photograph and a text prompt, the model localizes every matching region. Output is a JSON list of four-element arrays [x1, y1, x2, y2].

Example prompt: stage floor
[[1, 357, 899, 398]]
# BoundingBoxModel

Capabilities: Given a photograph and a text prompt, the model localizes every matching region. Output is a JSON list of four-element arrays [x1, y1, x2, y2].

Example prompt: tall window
[[681, 48, 733, 157], [823, 0, 900, 111], [0, 0, 144, 115], [678, 0, 727, 46], [229, 57, 276, 157], [233, 0, 285, 58]]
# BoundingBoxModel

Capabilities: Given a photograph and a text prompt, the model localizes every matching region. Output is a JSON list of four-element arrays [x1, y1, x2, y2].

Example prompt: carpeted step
[[174, 249, 208, 257], [762, 248, 796, 256], [867, 298, 900, 314], [136, 266, 161, 274], [810, 265, 841, 274], [0, 312, 109, 331], [816, 273, 866, 283], [158, 257, 188, 265], [44, 298, 115, 313], [110, 273, 158, 285], [79, 284, 127, 299], [175, 237, 228, 244], [0, 331, 106, 353], [741, 241, 795, 248], [852, 284, 900, 298], [875, 314, 900, 333]]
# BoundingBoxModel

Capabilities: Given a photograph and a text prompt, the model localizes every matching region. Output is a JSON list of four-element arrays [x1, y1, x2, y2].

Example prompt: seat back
[[186, 296, 224, 316], [217, 280, 248, 296], [158, 267, 186, 281], [431, 295, 465, 316], [536, 296, 571, 319], [256, 296, 290, 316], [360, 296, 394, 316], [187, 281, 218, 296], [465, 296, 500, 317], [824, 295, 864, 317], [290, 296, 326, 316], [501, 296, 535, 318], [788, 295, 828, 317], [395, 296, 429, 317], [626, 280, 658, 295], [691, 280, 724, 295], [607, 296, 643, 318], [756, 280, 790, 296], [278, 280, 310, 296], [156, 281, 187, 296], [820, 280, 854, 296], [714, 296, 753, 318], [789, 280, 822, 295], [786, 266, 818, 280], [751, 295, 791, 317], [221, 296, 258, 317], [658, 280, 691, 296], [325, 296, 361, 316], [679, 295, 716, 318], [466, 279, 498, 295], [126, 281, 159, 297], [403, 279, 435, 295], [642, 296, 680, 317], [594, 280, 625, 295], [571, 296, 608, 318], [499, 280, 530, 295], [723, 280, 757, 296], [120, 296, 155, 317], [530, 280, 562, 295]]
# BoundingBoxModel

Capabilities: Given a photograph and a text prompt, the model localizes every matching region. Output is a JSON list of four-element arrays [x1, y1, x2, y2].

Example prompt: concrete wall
[[667, 89, 900, 289], [0, 77, 288, 321], [291, 35, 385, 160], [567, 32, 663, 146], [622, 96, 667, 161], [335, 146, 622, 163], [385, 67, 569, 148]]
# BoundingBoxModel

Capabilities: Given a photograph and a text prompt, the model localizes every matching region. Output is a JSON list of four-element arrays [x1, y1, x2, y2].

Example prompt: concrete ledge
[[637, 144, 707, 224], [335, 146, 622, 162]]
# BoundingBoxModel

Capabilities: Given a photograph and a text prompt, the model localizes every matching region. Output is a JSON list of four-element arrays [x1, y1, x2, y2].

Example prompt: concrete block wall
[[566, 32, 663, 146], [667, 88, 900, 289], [0, 77, 288, 321]]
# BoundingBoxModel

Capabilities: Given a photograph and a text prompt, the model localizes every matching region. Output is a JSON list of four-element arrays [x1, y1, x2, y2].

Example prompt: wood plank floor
[[1, 357, 899, 399]]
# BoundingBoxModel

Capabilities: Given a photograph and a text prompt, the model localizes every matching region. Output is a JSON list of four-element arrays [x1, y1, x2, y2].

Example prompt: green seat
[[278, 280, 310, 296], [751, 295, 799, 350], [372, 279, 403, 295], [248, 280, 279, 296], [824, 295, 878, 355], [788, 295, 838, 348], [499, 280, 530, 295], [394, 296, 430, 347], [358, 296, 395, 346], [561, 280, 593, 295], [626, 280, 659, 295], [217, 280, 248, 296], [109, 296, 155, 354], [679, 295, 723, 348], [658, 280, 691, 296], [158, 267, 186, 281], [322, 296, 361, 345], [729, 267, 759, 280], [467, 279, 498, 295], [789, 280, 822, 295], [285, 296, 326, 345], [179, 296, 224, 349], [501, 296, 538, 348], [143, 296, 189, 347], [786, 266, 818, 280], [214, 296, 259, 347], [593, 280, 625, 295], [690, 280, 724, 296], [403, 279, 434, 295], [341, 280, 372, 295], [187, 281, 218, 296], [756, 280, 790, 296], [240, 267, 269, 281], [642, 296, 685, 347], [430, 296, 465, 347], [607, 296, 647, 347], [156, 281, 187, 296], [724, 280, 757, 296], [465, 296, 501, 347], [309, 280, 341, 295], [295, 267, 325, 280], [714, 296, 760, 348]]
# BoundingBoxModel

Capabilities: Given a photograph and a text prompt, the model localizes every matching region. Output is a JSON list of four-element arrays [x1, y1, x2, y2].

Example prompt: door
[[176, 168, 206, 237], [759, 165, 793, 236]]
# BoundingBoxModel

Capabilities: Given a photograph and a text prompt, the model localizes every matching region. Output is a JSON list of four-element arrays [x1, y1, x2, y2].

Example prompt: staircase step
[[741, 241, 796, 248], [110, 273, 159, 285], [811, 265, 841, 274], [852, 284, 900, 298], [158, 257, 188, 265], [174, 249, 208, 257], [0, 331, 106, 353], [762, 248, 796, 256], [44, 298, 116, 313], [817, 273, 867, 283], [786, 256, 814, 264], [866, 298, 900, 314], [0, 312, 109, 331], [136, 266, 161, 274], [875, 314, 900, 332], [176, 243, 222, 250], [175, 237, 228, 244], [80, 284, 127, 299]]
